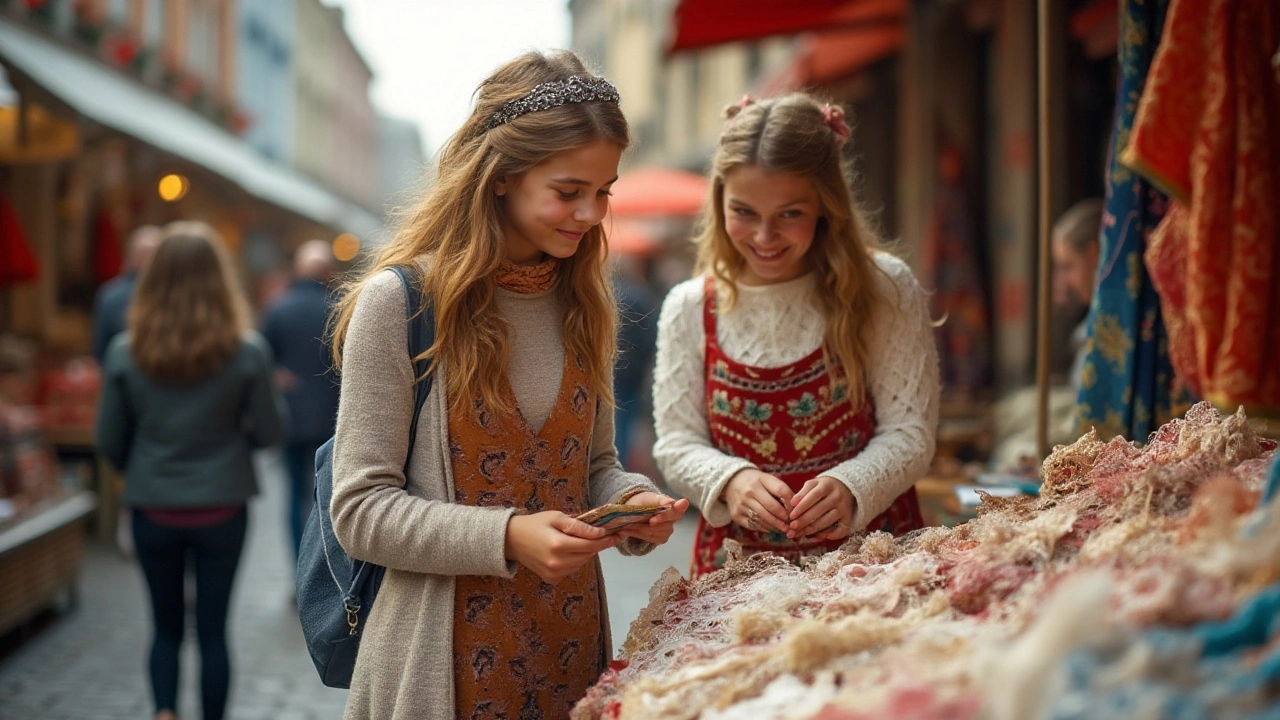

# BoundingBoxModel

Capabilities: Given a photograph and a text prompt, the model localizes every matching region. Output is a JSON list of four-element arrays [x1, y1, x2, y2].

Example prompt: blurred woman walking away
[[96, 221, 287, 720]]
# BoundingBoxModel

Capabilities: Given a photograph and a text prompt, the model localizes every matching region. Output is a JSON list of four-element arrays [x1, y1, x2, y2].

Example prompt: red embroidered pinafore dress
[[691, 276, 923, 578]]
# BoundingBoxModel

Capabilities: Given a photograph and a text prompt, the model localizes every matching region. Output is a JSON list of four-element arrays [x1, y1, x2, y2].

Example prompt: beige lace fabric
[[651, 253, 942, 531]]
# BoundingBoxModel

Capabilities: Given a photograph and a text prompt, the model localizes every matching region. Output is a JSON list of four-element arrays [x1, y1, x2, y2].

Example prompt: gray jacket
[[96, 333, 287, 508]]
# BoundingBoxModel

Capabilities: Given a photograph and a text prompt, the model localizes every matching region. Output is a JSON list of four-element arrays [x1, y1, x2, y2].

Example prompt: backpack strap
[[388, 265, 435, 465]]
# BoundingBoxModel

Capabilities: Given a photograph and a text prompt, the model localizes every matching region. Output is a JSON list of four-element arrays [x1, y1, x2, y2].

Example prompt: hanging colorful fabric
[[1120, 0, 1280, 416], [924, 145, 991, 397], [1075, 0, 1195, 442]]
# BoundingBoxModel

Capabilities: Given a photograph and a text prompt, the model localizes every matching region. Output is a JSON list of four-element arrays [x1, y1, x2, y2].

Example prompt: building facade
[[294, 0, 377, 211], [376, 113, 427, 212], [237, 0, 295, 164], [569, 0, 792, 171], [0, 0, 383, 346]]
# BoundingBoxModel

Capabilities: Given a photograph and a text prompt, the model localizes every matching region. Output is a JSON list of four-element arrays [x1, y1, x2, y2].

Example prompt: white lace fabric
[[651, 254, 941, 530]]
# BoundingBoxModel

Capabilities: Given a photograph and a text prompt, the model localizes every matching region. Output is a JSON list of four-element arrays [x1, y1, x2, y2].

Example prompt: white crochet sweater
[[651, 253, 941, 531]]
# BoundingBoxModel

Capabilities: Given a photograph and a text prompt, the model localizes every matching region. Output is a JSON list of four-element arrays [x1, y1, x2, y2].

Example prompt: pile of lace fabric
[[573, 403, 1280, 720]]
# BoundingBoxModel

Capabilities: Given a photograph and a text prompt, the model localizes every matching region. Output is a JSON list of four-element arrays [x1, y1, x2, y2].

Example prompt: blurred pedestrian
[[1050, 198, 1103, 390], [989, 198, 1104, 471], [91, 224, 162, 363], [95, 222, 286, 720], [612, 255, 658, 467], [325, 50, 687, 720], [261, 239, 339, 571], [653, 94, 940, 578]]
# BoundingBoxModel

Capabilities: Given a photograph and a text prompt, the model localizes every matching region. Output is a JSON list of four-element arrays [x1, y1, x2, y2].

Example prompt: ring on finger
[[745, 508, 760, 530]]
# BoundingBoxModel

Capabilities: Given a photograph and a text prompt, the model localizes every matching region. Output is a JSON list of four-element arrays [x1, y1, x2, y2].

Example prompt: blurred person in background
[[92, 225, 163, 558], [261, 239, 339, 574], [91, 224, 162, 363], [95, 222, 287, 720], [1050, 198, 1103, 389], [612, 255, 659, 469], [990, 198, 1103, 471]]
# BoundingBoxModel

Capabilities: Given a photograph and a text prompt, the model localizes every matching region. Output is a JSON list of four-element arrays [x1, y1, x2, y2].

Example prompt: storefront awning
[[0, 19, 382, 238], [603, 216, 660, 257], [669, 0, 903, 53], [764, 25, 905, 93], [609, 167, 708, 217]]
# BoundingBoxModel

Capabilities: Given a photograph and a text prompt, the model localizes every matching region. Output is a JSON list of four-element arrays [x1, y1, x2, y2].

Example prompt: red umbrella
[[609, 167, 709, 217], [0, 195, 39, 285], [603, 216, 660, 257]]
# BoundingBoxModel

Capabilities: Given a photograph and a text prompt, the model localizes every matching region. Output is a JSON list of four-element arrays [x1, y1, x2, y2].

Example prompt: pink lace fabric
[[573, 402, 1278, 720]]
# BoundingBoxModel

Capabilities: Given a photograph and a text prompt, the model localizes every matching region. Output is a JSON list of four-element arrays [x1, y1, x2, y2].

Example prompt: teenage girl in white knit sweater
[[652, 93, 941, 578]]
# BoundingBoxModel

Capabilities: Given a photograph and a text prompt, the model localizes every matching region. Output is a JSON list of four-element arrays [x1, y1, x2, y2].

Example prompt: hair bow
[[822, 104, 851, 145]]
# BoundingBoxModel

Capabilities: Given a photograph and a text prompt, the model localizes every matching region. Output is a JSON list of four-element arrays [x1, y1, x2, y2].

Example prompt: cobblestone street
[[0, 452, 694, 720]]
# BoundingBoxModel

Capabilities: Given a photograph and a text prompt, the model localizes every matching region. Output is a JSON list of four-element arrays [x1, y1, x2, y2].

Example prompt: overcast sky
[[332, 0, 571, 156]]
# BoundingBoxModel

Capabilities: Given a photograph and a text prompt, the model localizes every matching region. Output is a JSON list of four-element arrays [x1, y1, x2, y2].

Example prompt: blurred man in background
[[1050, 198, 1103, 390], [92, 225, 163, 363], [991, 198, 1103, 471], [261, 240, 339, 574], [613, 256, 659, 470]]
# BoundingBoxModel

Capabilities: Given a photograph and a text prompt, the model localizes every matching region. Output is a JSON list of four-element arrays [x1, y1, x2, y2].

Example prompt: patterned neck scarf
[[495, 256, 560, 294]]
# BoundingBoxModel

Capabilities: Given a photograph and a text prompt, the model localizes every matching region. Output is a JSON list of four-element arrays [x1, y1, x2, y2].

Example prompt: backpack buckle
[[345, 603, 360, 635]]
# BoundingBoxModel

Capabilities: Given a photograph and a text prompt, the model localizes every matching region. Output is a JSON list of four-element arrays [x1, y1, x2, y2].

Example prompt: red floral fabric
[[1122, 0, 1280, 412]]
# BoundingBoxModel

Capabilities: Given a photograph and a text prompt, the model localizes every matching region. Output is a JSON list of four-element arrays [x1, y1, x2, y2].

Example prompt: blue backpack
[[296, 265, 434, 689]]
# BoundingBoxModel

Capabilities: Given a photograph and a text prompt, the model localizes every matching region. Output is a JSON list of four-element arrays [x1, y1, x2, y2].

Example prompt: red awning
[[669, 0, 904, 54], [608, 166, 708, 217], [764, 25, 905, 93]]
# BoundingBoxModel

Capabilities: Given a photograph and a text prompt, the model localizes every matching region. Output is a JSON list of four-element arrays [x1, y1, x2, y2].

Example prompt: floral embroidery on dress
[[692, 274, 923, 578], [708, 355, 865, 475]]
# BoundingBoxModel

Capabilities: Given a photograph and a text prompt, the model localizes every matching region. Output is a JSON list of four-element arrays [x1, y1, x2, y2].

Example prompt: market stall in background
[[0, 0, 419, 639], [567, 0, 1280, 716]]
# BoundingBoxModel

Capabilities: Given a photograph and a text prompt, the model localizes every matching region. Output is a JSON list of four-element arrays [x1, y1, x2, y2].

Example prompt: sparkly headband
[[485, 75, 621, 130]]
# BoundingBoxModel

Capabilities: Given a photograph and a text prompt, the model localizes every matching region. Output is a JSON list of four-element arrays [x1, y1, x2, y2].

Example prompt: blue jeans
[[132, 508, 247, 720], [282, 442, 319, 563], [615, 395, 641, 466]]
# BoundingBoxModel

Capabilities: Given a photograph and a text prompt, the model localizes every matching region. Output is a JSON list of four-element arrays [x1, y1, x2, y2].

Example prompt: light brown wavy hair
[[694, 93, 895, 402], [330, 50, 629, 416], [128, 222, 250, 383]]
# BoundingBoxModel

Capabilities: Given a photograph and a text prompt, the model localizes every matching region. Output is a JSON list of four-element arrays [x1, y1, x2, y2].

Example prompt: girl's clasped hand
[[724, 469, 855, 541]]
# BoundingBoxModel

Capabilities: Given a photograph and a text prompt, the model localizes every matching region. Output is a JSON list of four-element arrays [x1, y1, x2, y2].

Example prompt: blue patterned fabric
[[1075, 0, 1194, 442]]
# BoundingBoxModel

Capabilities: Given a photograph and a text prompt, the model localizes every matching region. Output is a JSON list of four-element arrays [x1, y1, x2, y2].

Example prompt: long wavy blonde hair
[[330, 50, 629, 415], [694, 93, 895, 402], [129, 222, 250, 383]]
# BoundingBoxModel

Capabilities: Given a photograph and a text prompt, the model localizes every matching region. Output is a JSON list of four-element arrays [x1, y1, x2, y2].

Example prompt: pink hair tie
[[822, 104, 851, 145], [738, 94, 756, 110]]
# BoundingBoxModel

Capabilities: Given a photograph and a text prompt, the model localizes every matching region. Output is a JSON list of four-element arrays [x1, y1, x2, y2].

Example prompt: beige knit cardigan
[[330, 269, 656, 720]]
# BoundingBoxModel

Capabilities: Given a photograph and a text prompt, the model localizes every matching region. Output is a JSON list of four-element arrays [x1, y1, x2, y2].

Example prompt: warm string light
[[332, 233, 360, 262], [158, 174, 189, 202]]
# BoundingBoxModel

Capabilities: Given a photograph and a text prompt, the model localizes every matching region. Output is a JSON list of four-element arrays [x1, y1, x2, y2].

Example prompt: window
[[108, 0, 128, 25], [144, 0, 163, 47]]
